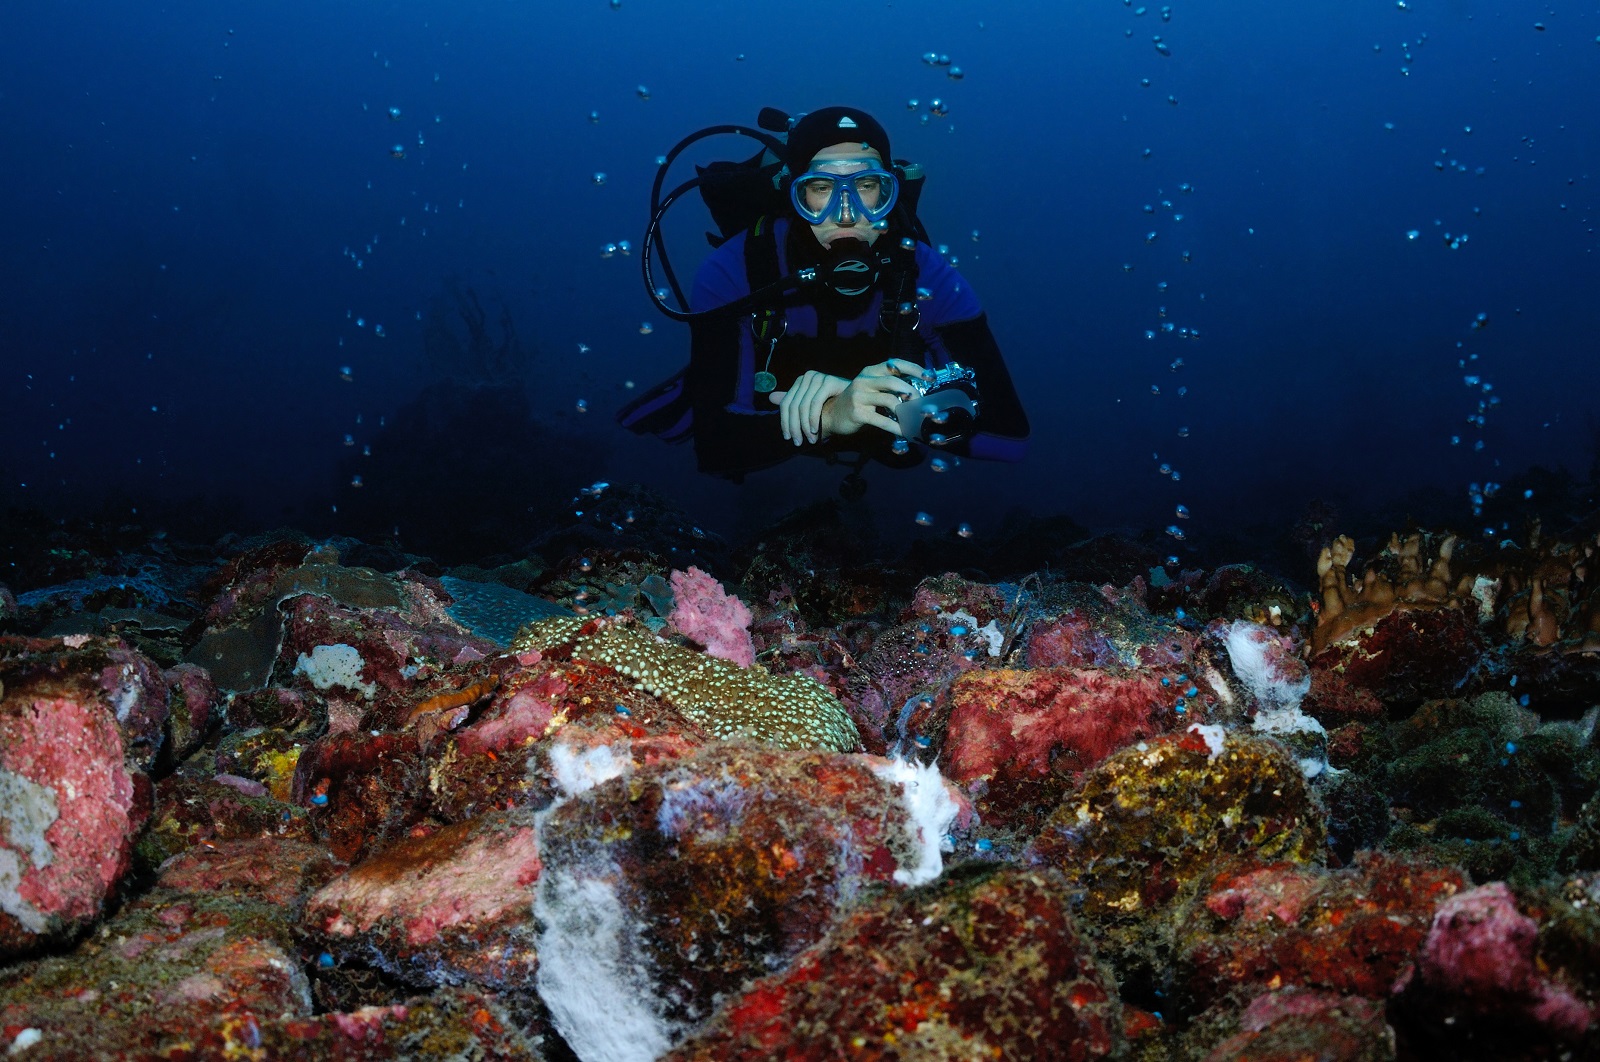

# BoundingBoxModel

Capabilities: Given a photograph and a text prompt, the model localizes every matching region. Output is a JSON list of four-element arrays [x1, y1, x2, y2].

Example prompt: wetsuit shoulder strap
[[882, 243, 925, 359], [742, 216, 784, 340]]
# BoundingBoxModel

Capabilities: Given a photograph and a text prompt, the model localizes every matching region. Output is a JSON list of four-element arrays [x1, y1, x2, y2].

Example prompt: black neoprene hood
[[784, 107, 893, 172]]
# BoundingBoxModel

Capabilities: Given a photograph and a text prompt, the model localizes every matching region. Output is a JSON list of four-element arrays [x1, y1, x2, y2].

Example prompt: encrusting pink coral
[[667, 566, 756, 667]]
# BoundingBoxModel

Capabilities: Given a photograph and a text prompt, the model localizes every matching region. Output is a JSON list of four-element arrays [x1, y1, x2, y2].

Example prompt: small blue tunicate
[[892, 439, 910, 455], [1510, 675, 1518, 687], [311, 793, 329, 806], [1175, 698, 1186, 709], [1175, 504, 1190, 519], [1166, 525, 1186, 540], [1510, 800, 1522, 809], [318, 952, 335, 968], [1175, 703, 1186, 714], [1518, 695, 1530, 707], [1510, 831, 1521, 841], [1506, 742, 1517, 754], [1185, 686, 1198, 698], [615, 704, 631, 717], [975, 838, 993, 852], [1161, 676, 1172, 687], [914, 511, 933, 527], [950, 625, 969, 637], [1174, 607, 1187, 620]]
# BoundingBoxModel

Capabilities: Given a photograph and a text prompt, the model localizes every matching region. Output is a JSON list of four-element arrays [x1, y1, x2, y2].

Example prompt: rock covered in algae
[[1195, 987, 1395, 1062], [1026, 728, 1326, 986], [663, 866, 1121, 1061], [1175, 852, 1464, 1014], [533, 745, 958, 1057], [511, 614, 859, 752], [942, 665, 1192, 833], [0, 857, 318, 1058], [1, 645, 149, 961], [303, 808, 543, 994]]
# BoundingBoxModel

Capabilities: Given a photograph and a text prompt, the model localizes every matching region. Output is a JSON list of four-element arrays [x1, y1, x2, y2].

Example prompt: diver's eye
[[802, 179, 834, 199]]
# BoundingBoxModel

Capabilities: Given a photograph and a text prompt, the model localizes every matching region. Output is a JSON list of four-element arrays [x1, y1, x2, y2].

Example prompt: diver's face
[[802, 143, 885, 249]]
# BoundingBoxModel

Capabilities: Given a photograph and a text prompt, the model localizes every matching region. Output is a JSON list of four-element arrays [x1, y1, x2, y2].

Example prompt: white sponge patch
[[547, 741, 632, 799], [534, 870, 673, 1062], [292, 643, 376, 697], [873, 758, 960, 886], [1223, 620, 1311, 712]]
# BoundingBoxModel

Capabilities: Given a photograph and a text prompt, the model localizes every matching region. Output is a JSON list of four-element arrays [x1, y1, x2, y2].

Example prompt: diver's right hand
[[820, 359, 928, 439]]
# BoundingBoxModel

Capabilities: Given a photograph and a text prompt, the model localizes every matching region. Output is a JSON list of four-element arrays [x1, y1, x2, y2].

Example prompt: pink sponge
[[1412, 881, 1592, 1040], [668, 567, 755, 668]]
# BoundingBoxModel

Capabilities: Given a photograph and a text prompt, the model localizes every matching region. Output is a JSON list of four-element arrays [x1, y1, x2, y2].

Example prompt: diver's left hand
[[769, 370, 850, 446]]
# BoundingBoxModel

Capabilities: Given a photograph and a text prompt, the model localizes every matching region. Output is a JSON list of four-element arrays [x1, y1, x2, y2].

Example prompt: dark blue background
[[3, 0, 1596, 557]]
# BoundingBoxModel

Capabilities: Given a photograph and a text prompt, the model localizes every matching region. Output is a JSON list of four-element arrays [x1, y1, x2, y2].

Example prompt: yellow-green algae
[[1028, 730, 1326, 988], [511, 615, 859, 752]]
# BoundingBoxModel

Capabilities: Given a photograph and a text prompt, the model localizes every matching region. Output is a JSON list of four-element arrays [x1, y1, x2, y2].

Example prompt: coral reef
[[6, 510, 1600, 1059], [663, 866, 1121, 1061]]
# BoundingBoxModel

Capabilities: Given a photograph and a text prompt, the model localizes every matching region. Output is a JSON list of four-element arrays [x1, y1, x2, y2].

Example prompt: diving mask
[[789, 158, 899, 226]]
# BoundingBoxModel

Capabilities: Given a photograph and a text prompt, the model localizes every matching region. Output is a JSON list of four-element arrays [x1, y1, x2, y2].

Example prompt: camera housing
[[895, 362, 979, 445]]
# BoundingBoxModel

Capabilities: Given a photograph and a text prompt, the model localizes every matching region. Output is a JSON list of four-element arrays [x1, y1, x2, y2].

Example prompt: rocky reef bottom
[[3, 489, 1600, 1061]]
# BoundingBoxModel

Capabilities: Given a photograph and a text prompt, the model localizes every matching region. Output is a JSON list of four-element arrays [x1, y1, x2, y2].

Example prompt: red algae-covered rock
[[1176, 853, 1465, 1012], [0, 634, 172, 772], [1300, 669, 1385, 730], [136, 770, 314, 871], [1392, 881, 1594, 1049], [294, 729, 430, 863], [843, 617, 986, 755], [209, 987, 547, 1060], [304, 808, 543, 992], [1310, 607, 1485, 705], [154, 837, 343, 909], [429, 657, 712, 823], [1026, 729, 1326, 986], [1, 677, 143, 960], [1199, 988, 1394, 1062], [0, 887, 311, 1060], [664, 867, 1121, 1061], [533, 745, 959, 1059], [1024, 610, 1124, 669], [943, 666, 1190, 831], [161, 660, 219, 763]]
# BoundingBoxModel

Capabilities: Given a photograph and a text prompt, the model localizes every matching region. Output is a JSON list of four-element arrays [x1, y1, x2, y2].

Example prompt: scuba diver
[[619, 106, 1029, 493]]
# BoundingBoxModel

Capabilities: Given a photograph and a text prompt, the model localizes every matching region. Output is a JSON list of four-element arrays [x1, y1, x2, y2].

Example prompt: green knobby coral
[[511, 615, 859, 753]]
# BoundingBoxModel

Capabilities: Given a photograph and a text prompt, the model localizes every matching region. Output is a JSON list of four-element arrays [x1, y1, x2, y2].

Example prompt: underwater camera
[[895, 362, 979, 446]]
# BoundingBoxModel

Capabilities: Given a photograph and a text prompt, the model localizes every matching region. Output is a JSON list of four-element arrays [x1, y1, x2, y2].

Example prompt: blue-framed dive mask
[[788, 158, 900, 226]]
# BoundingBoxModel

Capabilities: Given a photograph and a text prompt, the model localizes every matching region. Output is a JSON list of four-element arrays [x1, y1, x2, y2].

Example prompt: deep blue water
[[3, 0, 1596, 562]]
